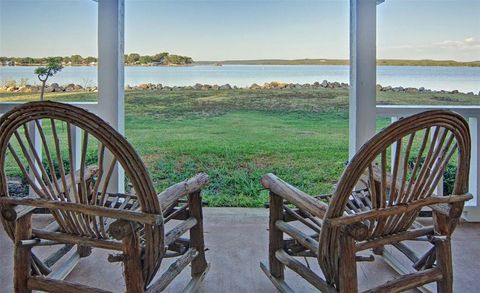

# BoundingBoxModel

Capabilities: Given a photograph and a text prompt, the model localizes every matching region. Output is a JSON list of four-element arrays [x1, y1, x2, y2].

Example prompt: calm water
[[1, 65, 479, 93]]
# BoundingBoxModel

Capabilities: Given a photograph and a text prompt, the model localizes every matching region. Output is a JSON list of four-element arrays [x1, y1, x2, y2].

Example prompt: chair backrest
[[0, 101, 164, 283], [318, 110, 470, 285]]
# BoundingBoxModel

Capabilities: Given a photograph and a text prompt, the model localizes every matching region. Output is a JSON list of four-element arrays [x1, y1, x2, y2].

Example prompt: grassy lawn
[[1, 88, 478, 206]]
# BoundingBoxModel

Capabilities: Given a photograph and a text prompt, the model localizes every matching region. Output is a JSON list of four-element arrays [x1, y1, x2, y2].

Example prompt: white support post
[[432, 127, 444, 196], [98, 0, 125, 193], [465, 117, 480, 221], [69, 125, 82, 173], [28, 121, 42, 196], [349, 0, 378, 159], [390, 116, 405, 179]]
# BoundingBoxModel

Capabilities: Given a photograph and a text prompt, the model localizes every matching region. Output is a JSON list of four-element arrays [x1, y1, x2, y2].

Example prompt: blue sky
[[0, 0, 479, 61]]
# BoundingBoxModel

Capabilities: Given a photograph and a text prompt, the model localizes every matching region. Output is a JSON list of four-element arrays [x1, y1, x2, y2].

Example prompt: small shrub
[[443, 164, 456, 195], [3, 80, 17, 88], [407, 156, 456, 196]]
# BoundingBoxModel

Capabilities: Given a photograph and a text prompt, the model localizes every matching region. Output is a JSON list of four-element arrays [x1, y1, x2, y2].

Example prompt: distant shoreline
[[2, 59, 479, 68], [196, 59, 480, 67], [0, 64, 194, 68]]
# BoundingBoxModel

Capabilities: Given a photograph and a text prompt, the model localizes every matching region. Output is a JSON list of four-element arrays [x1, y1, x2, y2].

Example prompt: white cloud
[[380, 37, 480, 61], [386, 37, 480, 51], [432, 37, 480, 49]]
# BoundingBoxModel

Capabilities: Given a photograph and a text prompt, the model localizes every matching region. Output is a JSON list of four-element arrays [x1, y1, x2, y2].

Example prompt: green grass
[[1, 88, 478, 206], [125, 111, 349, 206]]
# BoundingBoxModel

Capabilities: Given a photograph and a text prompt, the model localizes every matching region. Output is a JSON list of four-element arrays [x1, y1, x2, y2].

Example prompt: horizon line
[[1, 56, 479, 63]]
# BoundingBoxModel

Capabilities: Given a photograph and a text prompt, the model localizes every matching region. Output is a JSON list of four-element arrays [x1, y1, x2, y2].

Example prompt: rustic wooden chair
[[0, 101, 210, 292], [260, 110, 472, 293]]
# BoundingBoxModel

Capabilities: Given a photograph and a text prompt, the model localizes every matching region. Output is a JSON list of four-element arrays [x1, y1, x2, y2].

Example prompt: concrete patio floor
[[1, 208, 479, 292]]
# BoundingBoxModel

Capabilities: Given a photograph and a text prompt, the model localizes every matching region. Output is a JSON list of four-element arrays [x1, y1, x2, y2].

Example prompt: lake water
[[1, 65, 479, 93]]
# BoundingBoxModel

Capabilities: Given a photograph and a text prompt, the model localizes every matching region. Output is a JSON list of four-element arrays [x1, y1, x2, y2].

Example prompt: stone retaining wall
[[1, 80, 478, 95]]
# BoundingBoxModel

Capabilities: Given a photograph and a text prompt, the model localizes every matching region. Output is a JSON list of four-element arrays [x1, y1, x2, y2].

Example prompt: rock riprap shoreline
[[1, 80, 478, 95], [1, 82, 96, 93]]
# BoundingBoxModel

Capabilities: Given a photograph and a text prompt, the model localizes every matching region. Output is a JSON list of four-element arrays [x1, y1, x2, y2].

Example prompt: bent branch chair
[[0, 101, 210, 292], [260, 110, 472, 293]]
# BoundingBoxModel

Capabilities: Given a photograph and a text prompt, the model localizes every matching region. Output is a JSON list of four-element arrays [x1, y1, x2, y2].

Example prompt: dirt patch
[[142, 154, 162, 166], [431, 96, 460, 102], [252, 156, 275, 169]]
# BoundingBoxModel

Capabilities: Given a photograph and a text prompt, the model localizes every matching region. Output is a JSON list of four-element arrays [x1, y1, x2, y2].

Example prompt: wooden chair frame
[[0, 101, 210, 292], [260, 110, 472, 293]]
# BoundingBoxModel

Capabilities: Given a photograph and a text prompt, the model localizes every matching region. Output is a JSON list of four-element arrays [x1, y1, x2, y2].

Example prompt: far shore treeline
[[198, 59, 480, 67], [0, 52, 194, 66], [1, 55, 480, 67]]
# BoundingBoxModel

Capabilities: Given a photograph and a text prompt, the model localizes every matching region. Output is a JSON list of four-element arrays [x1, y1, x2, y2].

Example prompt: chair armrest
[[314, 193, 333, 202], [327, 194, 473, 227], [0, 194, 38, 221], [261, 173, 328, 219], [0, 197, 162, 225], [430, 200, 467, 218], [158, 173, 209, 211], [57, 165, 98, 194]]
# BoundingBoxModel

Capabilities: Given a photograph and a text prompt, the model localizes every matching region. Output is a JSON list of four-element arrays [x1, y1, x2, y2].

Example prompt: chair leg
[[77, 245, 92, 258], [435, 237, 453, 293], [372, 246, 385, 256], [269, 192, 285, 280], [122, 222, 144, 293], [188, 191, 208, 277], [338, 232, 358, 293], [14, 213, 32, 293]]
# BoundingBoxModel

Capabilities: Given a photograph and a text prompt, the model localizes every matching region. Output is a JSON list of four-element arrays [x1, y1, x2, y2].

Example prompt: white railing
[[377, 105, 480, 222], [0, 102, 98, 115]]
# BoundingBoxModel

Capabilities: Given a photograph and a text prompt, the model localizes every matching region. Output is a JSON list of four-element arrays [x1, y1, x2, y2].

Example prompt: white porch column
[[465, 117, 480, 221], [69, 125, 82, 172], [349, 0, 378, 159], [28, 121, 42, 196], [98, 0, 125, 193]]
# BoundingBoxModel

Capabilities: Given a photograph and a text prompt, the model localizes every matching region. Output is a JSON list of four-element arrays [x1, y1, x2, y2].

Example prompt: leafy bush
[[443, 164, 456, 195], [407, 156, 456, 196]]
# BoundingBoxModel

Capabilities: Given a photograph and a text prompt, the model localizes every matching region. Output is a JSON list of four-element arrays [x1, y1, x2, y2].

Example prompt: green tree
[[138, 55, 152, 64], [70, 54, 83, 65], [127, 53, 140, 64], [20, 57, 35, 65], [151, 52, 169, 63], [34, 57, 63, 101], [85, 56, 97, 64]]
